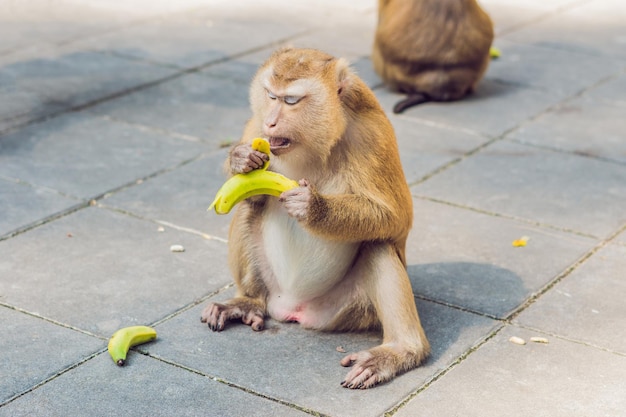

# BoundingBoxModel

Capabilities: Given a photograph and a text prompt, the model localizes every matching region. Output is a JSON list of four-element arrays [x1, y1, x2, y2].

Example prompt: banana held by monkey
[[107, 325, 157, 366], [208, 138, 299, 215]]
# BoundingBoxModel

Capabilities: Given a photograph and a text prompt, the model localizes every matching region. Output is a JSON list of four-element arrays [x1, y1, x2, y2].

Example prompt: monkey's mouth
[[268, 137, 291, 154]]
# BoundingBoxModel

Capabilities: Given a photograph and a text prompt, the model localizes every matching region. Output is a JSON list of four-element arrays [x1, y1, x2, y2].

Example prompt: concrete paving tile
[[102, 151, 234, 240], [412, 140, 626, 238], [204, 46, 381, 92], [391, 117, 489, 184], [509, 94, 626, 164], [615, 228, 626, 246], [88, 72, 250, 146], [485, 39, 624, 97], [0, 1, 138, 53], [201, 48, 275, 85], [515, 243, 626, 354], [148, 293, 499, 417], [217, 0, 375, 27], [502, 0, 626, 60], [0, 112, 208, 199], [0, 306, 103, 404], [0, 178, 79, 238], [0, 206, 230, 338], [0, 353, 307, 417], [69, 7, 308, 70], [480, 0, 579, 35], [394, 325, 626, 417], [1, 49, 178, 108], [0, 71, 67, 132], [583, 72, 626, 107], [375, 79, 564, 138], [406, 198, 597, 318]]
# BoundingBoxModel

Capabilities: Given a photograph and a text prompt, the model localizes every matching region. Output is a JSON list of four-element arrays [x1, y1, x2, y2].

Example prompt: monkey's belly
[[261, 205, 359, 327]]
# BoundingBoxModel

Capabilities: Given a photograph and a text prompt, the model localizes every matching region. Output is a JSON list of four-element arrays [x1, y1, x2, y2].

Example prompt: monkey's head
[[250, 48, 352, 165]]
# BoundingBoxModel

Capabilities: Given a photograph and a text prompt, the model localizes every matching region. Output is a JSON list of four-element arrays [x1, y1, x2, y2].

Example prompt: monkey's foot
[[339, 345, 426, 389], [200, 300, 265, 332], [393, 93, 430, 114]]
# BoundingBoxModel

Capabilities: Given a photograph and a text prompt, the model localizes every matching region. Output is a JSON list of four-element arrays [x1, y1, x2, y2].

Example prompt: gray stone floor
[[1, 1, 624, 416]]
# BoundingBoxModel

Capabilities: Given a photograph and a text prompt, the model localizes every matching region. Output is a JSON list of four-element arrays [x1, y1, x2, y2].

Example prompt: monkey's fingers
[[339, 351, 384, 389], [201, 302, 233, 332], [341, 366, 377, 389], [248, 151, 269, 169], [242, 312, 265, 331]]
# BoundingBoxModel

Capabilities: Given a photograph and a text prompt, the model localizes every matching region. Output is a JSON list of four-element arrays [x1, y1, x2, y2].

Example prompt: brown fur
[[373, 0, 494, 113], [201, 48, 429, 389]]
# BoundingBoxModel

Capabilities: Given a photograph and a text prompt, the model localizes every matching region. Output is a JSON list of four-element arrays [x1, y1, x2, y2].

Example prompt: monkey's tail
[[393, 93, 430, 114]]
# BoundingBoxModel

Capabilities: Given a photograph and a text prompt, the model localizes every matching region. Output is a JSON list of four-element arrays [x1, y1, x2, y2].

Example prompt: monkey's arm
[[281, 182, 411, 243]]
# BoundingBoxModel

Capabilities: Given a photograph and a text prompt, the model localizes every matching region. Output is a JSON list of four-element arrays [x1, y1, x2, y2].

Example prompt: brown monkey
[[372, 0, 494, 113], [201, 48, 429, 389]]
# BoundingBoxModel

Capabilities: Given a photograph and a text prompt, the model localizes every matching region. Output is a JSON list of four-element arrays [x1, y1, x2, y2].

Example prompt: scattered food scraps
[[170, 244, 185, 252], [512, 236, 530, 247], [336, 346, 346, 353], [509, 336, 526, 345], [530, 337, 549, 344], [157, 226, 165, 232]]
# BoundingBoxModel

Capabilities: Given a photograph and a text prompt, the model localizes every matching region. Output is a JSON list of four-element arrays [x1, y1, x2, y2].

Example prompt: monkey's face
[[250, 48, 348, 164]]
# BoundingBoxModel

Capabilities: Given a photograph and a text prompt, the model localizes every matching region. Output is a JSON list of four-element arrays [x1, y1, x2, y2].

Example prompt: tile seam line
[[496, 0, 594, 37], [94, 204, 228, 243], [150, 282, 235, 328], [508, 137, 626, 167], [0, 302, 105, 339], [412, 294, 503, 322], [55, 5, 217, 48], [0, 28, 316, 139], [0, 150, 211, 242], [407, 70, 625, 192], [510, 322, 626, 357], [0, 349, 106, 408], [505, 221, 626, 322], [142, 354, 330, 417], [410, 194, 600, 240], [383, 323, 507, 416]]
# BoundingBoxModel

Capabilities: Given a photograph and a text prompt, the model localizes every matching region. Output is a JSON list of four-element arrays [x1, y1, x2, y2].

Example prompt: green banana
[[107, 325, 157, 366], [208, 138, 299, 215]]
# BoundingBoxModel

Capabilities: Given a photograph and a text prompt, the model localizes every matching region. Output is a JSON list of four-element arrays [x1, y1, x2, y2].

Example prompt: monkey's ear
[[335, 58, 353, 96]]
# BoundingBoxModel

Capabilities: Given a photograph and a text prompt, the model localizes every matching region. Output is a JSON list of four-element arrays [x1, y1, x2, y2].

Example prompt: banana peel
[[208, 138, 299, 215], [108, 325, 157, 366]]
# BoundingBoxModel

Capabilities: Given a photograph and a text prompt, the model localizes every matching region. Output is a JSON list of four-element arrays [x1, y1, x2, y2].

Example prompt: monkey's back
[[373, 0, 494, 100]]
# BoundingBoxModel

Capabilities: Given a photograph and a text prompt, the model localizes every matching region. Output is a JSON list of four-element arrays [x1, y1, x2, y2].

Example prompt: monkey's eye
[[267, 90, 277, 100], [284, 96, 301, 105]]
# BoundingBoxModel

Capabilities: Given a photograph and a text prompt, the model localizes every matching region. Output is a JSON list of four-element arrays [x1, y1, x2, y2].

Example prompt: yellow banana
[[107, 325, 157, 366], [208, 138, 299, 215]]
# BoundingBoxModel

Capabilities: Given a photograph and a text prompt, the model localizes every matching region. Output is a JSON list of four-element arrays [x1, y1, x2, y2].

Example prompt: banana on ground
[[208, 138, 299, 215], [107, 325, 157, 366]]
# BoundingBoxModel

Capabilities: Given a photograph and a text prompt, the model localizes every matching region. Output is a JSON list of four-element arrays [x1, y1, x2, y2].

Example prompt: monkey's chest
[[260, 203, 359, 301]]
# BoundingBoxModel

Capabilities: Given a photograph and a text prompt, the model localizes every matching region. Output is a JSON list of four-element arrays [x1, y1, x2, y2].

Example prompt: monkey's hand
[[279, 179, 313, 221], [230, 143, 270, 174]]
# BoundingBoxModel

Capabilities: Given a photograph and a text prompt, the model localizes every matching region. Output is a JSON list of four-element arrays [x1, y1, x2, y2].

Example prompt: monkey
[[201, 48, 430, 389], [372, 0, 494, 113]]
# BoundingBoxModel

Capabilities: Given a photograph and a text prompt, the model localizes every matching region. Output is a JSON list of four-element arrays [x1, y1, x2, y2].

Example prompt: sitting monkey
[[373, 0, 494, 113], [202, 48, 429, 389]]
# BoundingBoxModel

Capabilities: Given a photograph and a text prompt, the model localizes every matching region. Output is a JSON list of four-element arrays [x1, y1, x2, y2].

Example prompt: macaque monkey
[[201, 48, 429, 389], [372, 0, 494, 113]]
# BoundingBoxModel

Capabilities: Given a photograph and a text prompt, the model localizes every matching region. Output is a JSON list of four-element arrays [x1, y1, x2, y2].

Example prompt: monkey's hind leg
[[340, 243, 430, 389], [201, 297, 266, 332], [393, 93, 430, 114]]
